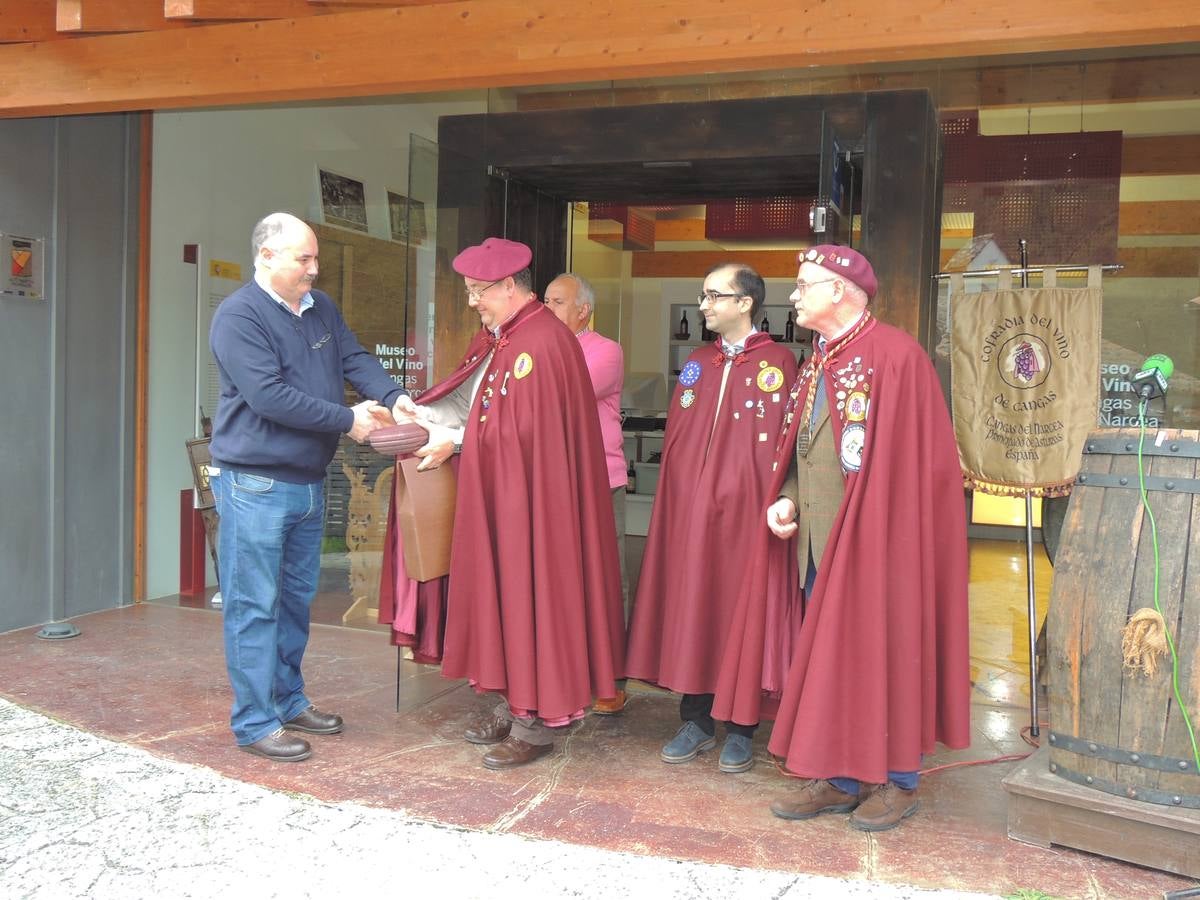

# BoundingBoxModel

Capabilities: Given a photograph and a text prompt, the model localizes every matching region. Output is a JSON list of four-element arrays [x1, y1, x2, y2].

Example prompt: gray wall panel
[[0, 115, 137, 633], [61, 115, 137, 618], [0, 118, 56, 633]]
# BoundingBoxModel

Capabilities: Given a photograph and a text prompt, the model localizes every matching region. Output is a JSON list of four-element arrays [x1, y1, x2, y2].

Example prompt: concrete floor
[[1, 540, 1197, 899]]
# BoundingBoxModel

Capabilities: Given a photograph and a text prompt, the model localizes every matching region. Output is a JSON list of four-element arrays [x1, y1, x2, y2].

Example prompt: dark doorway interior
[[432, 91, 942, 378]]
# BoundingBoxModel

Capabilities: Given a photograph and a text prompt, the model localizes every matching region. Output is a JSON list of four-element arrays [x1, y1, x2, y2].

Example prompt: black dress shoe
[[284, 705, 344, 735], [240, 728, 311, 762]]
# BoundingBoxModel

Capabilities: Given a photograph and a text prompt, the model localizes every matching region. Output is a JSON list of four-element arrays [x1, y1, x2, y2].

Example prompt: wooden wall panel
[[57, 0, 189, 33], [1122, 135, 1200, 176], [1116, 246, 1200, 278], [4, 0, 1200, 117], [0, 1, 59, 43], [165, 1, 324, 19], [1119, 201, 1200, 235]]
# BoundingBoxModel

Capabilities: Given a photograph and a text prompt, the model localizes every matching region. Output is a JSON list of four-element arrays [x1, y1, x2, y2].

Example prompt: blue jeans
[[212, 469, 325, 745]]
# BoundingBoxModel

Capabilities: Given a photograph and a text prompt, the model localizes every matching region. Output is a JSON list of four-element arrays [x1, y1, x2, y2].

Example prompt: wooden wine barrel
[[1047, 427, 1200, 809]]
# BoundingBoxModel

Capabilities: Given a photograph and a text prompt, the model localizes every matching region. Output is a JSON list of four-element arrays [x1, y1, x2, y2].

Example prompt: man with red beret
[[626, 262, 797, 774], [712, 245, 970, 830], [394, 238, 625, 769]]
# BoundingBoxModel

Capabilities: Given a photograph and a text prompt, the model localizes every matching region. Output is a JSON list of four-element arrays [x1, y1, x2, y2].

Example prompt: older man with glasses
[[625, 262, 797, 775], [208, 212, 406, 762], [389, 238, 625, 770], [713, 244, 970, 832]]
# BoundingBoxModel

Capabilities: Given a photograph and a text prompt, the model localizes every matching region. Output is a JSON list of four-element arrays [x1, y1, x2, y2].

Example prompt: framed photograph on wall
[[318, 168, 369, 233], [387, 190, 427, 244]]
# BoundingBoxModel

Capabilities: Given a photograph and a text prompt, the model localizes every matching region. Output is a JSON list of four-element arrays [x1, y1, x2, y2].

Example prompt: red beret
[[452, 237, 532, 281], [799, 245, 878, 300]]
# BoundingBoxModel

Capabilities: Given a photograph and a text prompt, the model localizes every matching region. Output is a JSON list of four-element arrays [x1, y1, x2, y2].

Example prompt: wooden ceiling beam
[[0, 0, 61, 43], [307, 1, 428, 5], [3, 0, 1200, 117], [165, 1, 327, 19], [56, 0, 188, 34]]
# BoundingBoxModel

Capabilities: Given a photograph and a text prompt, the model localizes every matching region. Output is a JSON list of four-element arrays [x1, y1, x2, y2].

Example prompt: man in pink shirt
[[544, 273, 630, 714]]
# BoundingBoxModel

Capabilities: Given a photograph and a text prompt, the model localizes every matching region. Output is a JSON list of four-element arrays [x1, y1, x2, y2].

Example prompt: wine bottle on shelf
[[626, 459, 637, 494], [784, 311, 795, 343], [679, 309, 690, 340], [760, 314, 770, 335], [700, 321, 712, 342]]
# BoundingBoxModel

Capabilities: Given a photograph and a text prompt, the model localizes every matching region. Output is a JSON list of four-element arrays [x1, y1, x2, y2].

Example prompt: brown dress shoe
[[849, 782, 919, 831], [239, 728, 311, 762], [464, 715, 511, 745], [769, 779, 860, 820], [592, 689, 627, 716], [481, 735, 554, 769], [284, 705, 344, 735]]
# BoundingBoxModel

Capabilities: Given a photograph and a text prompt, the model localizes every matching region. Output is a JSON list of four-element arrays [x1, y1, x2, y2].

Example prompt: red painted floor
[[0, 604, 1194, 898]]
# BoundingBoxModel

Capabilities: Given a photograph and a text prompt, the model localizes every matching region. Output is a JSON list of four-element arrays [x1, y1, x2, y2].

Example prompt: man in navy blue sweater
[[209, 212, 406, 762]]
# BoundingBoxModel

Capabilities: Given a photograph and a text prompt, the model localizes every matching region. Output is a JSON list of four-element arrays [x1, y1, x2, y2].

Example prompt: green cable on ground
[[1136, 402, 1200, 776]]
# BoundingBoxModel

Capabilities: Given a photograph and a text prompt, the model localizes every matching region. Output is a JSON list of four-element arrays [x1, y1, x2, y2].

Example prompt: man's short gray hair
[[554, 272, 595, 308], [251, 212, 303, 259], [841, 278, 870, 306]]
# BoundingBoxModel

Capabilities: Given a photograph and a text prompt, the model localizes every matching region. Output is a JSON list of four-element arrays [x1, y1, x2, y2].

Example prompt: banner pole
[[1017, 238, 1041, 738]]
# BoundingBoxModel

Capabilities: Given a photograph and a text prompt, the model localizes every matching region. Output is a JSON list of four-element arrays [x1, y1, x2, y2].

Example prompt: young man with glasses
[[712, 245, 970, 831], [386, 237, 625, 770], [625, 263, 797, 774], [208, 212, 407, 762]]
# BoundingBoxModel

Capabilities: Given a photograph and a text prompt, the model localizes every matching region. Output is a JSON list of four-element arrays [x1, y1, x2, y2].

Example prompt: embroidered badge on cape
[[680, 389, 696, 409], [845, 391, 868, 422], [756, 366, 784, 393], [513, 353, 533, 379], [679, 360, 702, 387], [839, 422, 866, 472]]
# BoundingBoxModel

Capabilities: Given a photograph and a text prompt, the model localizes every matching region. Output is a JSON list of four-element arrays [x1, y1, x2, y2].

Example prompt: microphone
[[1129, 353, 1174, 400]]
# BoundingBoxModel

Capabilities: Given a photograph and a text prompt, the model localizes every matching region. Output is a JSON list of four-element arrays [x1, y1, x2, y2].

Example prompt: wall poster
[[1, 233, 45, 299]]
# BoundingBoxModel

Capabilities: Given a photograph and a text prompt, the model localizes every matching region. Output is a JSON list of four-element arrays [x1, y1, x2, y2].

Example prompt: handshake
[[350, 395, 458, 472]]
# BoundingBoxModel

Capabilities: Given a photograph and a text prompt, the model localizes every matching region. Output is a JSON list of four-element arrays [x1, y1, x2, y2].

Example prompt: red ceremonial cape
[[437, 302, 625, 723], [712, 315, 971, 782], [377, 327, 497, 662], [625, 332, 799, 696]]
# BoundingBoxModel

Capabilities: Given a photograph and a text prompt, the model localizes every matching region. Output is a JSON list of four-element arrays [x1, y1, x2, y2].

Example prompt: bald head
[[252, 212, 319, 308], [545, 273, 594, 333]]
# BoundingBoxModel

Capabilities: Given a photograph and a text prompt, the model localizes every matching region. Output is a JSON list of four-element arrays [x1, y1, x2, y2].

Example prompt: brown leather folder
[[393, 456, 456, 581]]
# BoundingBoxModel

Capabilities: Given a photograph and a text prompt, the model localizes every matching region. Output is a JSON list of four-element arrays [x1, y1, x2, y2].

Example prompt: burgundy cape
[[399, 301, 625, 723], [625, 332, 799, 695], [377, 327, 497, 663], [713, 316, 971, 783]]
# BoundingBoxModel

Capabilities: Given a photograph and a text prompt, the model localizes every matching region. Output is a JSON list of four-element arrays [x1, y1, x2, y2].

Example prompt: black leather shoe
[[240, 728, 311, 762], [284, 705, 344, 735]]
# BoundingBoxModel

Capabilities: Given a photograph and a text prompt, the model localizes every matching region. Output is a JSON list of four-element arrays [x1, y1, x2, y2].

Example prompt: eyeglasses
[[792, 278, 839, 295], [291, 314, 332, 350], [697, 291, 746, 307], [466, 279, 501, 302]]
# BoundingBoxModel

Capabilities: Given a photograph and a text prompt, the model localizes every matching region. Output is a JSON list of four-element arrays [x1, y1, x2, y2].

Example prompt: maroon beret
[[799, 245, 878, 300], [452, 237, 532, 281]]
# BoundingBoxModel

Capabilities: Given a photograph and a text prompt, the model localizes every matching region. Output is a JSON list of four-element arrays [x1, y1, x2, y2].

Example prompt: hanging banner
[[950, 269, 1102, 496]]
